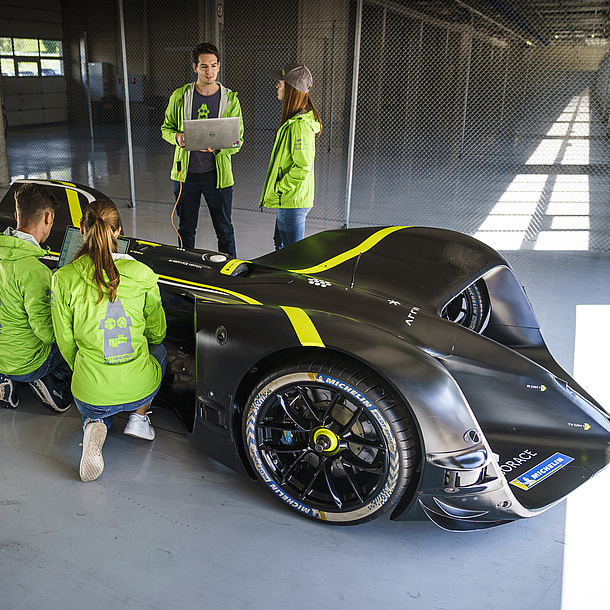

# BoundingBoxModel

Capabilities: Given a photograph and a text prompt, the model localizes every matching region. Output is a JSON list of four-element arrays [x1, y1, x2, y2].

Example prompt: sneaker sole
[[30, 380, 71, 413], [0, 381, 19, 408], [0, 398, 19, 409], [80, 423, 107, 482], [123, 426, 155, 441]]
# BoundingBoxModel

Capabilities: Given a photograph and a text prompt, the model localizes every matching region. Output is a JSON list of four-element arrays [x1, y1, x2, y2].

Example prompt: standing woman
[[259, 63, 322, 249], [51, 201, 167, 482]]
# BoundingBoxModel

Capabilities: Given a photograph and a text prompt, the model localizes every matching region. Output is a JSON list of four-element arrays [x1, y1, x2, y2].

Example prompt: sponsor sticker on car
[[509, 452, 574, 491]]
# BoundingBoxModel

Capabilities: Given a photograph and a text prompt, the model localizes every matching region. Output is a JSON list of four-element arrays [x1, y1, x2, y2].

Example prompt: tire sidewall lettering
[[245, 372, 400, 523]]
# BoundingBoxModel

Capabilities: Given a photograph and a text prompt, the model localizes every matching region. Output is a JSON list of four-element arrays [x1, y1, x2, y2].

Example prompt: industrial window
[[0, 37, 64, 77]]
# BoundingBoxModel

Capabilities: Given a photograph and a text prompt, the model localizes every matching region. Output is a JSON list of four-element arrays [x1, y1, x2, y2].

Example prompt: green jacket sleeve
[[21, 262, 55, 346], [50, 273, 77, 370], [143, 276, 167, 345], [276, 120, 314, 195], [161, 88, 184, 146]]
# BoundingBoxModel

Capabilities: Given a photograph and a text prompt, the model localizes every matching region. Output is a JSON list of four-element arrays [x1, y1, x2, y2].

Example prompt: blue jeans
[[174, 170, 236, 257], [0, 343, 72, 410], [1, 343, 71, 385], [274, 207, 311, 250], [75, 343, 168, 430]]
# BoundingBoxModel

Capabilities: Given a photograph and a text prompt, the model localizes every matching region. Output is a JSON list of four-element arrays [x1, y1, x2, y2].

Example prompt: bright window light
[[526, 139, 562, 165], [546, 201, 589, 215], [553, 175, 589, 190], [473, 231, 525, 250], [0, 37, 64, 77], [1, 57, 15, 76], [570, 122, 589, 136], [550, 216, 589, 230], [475, 89, 591, 251], [547, 123, 570, 136], [490, 201, 539, 214], [504, 174, 548, 188], [499, 190, 545, 202], [561, 140, 589, 165], [478, 216, 532, 231], [534, 230, 589, 250], [49, 168, 71, 180], [549, 190, 588, 202]]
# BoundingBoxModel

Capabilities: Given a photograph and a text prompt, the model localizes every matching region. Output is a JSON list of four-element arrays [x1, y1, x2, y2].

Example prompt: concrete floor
[[0, 202, 609, 610]]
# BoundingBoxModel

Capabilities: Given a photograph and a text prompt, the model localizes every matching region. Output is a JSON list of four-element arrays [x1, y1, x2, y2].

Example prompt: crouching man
[[0, 183, 72, 411]]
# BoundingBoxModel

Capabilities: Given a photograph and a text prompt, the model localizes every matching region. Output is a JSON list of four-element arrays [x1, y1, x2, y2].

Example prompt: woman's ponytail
[[74, 200, 121, 303]]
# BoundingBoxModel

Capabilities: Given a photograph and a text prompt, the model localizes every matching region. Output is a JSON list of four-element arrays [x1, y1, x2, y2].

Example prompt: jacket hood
[[0, 229, 47, 261], [290, 110, 321, 135]]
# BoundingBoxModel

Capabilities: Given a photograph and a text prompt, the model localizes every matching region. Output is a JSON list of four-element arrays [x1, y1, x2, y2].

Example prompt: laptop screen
[[57, 226, 130, 268]]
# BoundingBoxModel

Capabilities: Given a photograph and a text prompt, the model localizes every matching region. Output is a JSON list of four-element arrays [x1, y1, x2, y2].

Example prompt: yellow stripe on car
[[280, 306, 325, 347], [221, 259, 251, 275], [288, 226, 410, 274], [64, 187, 83, 226], [157, 274, 262, 305]]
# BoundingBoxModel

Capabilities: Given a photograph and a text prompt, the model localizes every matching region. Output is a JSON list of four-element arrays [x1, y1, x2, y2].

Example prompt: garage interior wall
[[0, 0, 609, 252], [0, 0, 67, 126]]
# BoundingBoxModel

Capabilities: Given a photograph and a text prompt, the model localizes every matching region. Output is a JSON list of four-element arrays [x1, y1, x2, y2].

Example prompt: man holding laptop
[[161, 42, 243, 257], [0, 182, 72, 411]]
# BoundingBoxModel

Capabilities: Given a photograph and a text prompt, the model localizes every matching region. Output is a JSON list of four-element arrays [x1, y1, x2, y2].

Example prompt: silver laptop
[[183, 117, 241, 151]]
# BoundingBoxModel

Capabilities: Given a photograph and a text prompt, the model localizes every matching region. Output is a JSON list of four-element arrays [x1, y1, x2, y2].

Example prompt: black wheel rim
[[254, 381, 391, 513], [441, 280, 490, 332]]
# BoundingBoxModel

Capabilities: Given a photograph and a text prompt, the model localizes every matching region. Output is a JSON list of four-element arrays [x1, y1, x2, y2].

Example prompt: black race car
[[2, 179, 609, 531]]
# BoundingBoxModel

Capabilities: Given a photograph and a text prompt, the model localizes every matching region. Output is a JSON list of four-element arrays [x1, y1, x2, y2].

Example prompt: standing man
[[161, 42, 243, 257], [0, 182, 72, 411]]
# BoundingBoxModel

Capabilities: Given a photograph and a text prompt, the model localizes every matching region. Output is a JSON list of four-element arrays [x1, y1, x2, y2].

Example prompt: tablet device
[[183, 116, 241, 151], [57, 226, 130, 268]]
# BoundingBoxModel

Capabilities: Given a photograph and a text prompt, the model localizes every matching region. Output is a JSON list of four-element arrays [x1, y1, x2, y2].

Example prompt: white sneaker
[[79, 422, 107, 482], [124, 413, 155, 441], [0, 377, 19, 409]]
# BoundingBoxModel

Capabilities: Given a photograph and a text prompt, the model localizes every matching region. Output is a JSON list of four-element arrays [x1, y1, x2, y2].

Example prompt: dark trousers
[[173, 170, 236, 257]]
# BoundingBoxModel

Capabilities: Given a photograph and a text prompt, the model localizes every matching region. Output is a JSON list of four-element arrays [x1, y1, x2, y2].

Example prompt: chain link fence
[[1, 0, 609, 251]]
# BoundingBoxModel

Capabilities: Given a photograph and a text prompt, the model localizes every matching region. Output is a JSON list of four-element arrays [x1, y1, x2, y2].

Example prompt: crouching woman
[[51, 200, 167, 482]]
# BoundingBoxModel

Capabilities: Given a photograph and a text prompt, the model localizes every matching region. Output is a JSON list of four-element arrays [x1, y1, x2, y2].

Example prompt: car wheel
[[441, 279, 490, 333], [243, 357, 419, 524]]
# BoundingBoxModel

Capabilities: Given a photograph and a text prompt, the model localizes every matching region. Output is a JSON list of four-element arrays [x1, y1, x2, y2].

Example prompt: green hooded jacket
[[161, 82, 243, 188], [0, 228, 54, 375], [259, 110, 321, 209], [51, 254, 167, 406]]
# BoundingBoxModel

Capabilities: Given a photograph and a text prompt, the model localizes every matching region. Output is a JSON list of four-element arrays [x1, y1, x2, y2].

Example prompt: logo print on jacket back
[[99, 299, 134, 364]]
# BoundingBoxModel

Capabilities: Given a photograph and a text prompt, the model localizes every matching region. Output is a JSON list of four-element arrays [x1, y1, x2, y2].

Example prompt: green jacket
[[51, 254, 167, 406], [161, 82, 243, 188], [0, 228, 54, 375], [259, 111, 321, 209]]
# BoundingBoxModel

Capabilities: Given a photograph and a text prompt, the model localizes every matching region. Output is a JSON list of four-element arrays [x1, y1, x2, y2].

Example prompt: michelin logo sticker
[[509, 452, 574, 491]]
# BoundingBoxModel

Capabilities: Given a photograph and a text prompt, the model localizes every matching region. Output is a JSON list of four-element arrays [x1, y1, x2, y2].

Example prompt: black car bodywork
[[2, 179, 609, 531]]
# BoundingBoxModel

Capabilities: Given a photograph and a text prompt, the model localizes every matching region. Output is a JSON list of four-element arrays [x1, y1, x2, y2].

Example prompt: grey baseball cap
[[269, 63, 313, 92]]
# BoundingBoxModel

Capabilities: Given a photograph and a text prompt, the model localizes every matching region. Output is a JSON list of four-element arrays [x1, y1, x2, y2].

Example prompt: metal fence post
[[0, 75, 8, 185], [343, 0, 363, 229], [118, 0, 136, 209], [458, 15, 474, 162]]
